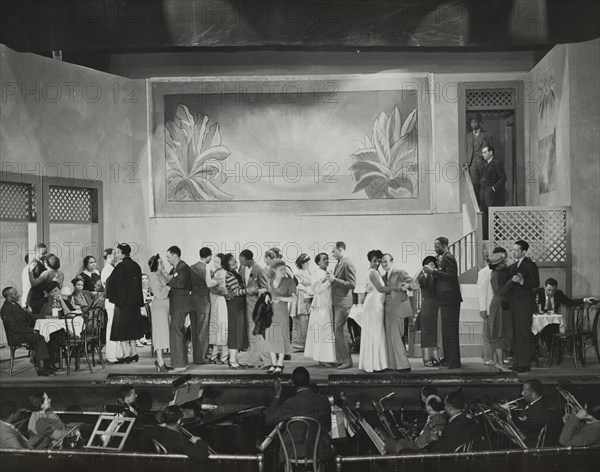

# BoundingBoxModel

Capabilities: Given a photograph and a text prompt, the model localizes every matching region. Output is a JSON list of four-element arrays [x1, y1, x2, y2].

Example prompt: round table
[[34, 315, 84, 342], [531, 313, 564, 335]]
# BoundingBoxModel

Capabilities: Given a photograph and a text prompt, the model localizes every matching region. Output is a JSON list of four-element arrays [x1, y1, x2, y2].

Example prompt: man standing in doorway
[[466, 113, 494, 205], [327, 242, 356, 370], [424, 237, 463, 369]]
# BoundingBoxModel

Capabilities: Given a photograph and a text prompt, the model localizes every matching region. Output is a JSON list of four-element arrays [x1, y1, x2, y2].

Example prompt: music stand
[[85, 414, 136, 451]]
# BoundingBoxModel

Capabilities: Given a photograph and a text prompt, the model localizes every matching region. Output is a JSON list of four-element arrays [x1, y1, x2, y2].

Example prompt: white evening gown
[[304, 268, 337, 363], [359, 269, 388, 372]]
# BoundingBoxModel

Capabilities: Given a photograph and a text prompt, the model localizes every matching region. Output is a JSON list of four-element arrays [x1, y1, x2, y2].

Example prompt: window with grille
[[49, 186, 99, 223], [0, 182, 36, 221], [467, 89, 515, 110]]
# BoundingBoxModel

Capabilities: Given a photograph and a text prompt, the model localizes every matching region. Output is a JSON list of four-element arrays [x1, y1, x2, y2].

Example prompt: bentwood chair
[[0, 314, 34, 377], [547, 305, 583, 369], [276, 416, 324, 472]]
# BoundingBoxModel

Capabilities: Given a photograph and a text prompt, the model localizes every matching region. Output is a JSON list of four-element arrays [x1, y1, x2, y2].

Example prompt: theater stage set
[[1, 1, 599, 471]]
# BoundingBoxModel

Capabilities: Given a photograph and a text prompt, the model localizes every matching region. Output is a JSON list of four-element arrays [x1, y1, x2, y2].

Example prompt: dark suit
[[1, 300, 50, 360], [534, 288, 583, 314], [479, 157, 506, 238], [508, 257, 540, 368], [427, 413, 478, 452], [264, 388, 333, 461], [466, 128, 494, 203], [240, 262, 270, 366], [330, 257, 356, 365], [190, 261, 211, 363], [432, 251, 463, 368], [515, 398, 551, 448], [168, 260, 192, 368], [139, 426, 209, 462], [26, 258, 47, 314]]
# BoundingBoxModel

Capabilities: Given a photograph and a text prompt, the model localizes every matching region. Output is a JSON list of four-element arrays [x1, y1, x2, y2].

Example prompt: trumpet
[[179, 424, 217, 454], [372, 393, 419, 440], [474, 397, 524, 416]]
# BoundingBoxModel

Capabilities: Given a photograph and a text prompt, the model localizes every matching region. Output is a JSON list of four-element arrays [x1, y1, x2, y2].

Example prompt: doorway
[[458, 82, 526, 209]]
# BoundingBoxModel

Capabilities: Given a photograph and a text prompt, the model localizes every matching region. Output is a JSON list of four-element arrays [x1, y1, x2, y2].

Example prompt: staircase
[[411, 283, 483, 358]]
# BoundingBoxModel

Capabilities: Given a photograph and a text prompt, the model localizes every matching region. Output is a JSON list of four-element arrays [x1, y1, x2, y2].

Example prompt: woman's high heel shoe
[[130, 355, 139, 363], [155, 361, 172, 372], [274, 365, 284, 375], [266, 365, 276, 374], [218, 354, 229, 365], [228, 361, 242, 370]]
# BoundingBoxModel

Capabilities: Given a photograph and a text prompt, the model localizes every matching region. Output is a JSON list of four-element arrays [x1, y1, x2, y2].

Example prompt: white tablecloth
[[34, 316, 84, 342], [531, 314, 564, 335]]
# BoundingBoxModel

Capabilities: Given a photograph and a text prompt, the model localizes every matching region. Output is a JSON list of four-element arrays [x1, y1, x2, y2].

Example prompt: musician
[[384, 395, 447, 453], [115, 385, 139, 418], [426, 390, 478, 452], [0, 409, 31, 449], [503, 380, 550, 448], [27, 391, 81, 449], [139, 405, 209, 462], [264, 367, 333, 462], [559, 399, 600, 447]]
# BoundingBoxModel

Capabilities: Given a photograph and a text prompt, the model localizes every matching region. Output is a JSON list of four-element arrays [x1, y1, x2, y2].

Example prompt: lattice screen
[[467, 89, 515, 109], [49, 186, 98, 223], [491, 208, 568, 263], [0, 182, 36, 221]]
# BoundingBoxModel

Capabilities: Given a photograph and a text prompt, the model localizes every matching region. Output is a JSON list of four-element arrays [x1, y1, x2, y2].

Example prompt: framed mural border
[[147, 74, 432, 217]]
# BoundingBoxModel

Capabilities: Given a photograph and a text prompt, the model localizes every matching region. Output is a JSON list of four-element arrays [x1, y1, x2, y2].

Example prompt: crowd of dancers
[[1, 236, 597, 377]]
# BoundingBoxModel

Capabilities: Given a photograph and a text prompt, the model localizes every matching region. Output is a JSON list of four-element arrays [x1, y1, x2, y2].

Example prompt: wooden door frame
[[457, 81, 526, 206]]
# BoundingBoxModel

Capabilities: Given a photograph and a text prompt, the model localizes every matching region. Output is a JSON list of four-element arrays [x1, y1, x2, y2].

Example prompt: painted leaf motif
[[349, 160, 393, 179], [352, 172, 389, 193], [351, 149, 379, 162], [400, 109, 417, 137], [373, 119, 391, 167], [387, 106, 402, 145]]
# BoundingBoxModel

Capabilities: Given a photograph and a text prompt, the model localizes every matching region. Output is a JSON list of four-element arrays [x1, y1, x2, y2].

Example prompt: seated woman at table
[[39, 282, 73, 318], [67, 276, 95, 315], [77, 255, 101, 292], [28, 391, 81, 449]]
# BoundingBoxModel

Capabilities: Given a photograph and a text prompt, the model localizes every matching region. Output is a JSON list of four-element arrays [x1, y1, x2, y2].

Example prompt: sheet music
[[360, 418, 386, 455]]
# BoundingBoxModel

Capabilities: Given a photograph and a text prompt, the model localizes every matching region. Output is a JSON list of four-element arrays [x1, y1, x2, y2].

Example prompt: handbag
[[414, 311, 421, 331]]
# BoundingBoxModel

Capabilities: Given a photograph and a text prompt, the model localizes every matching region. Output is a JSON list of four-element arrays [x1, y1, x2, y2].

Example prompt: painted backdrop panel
[[149, 75, 431, 216]]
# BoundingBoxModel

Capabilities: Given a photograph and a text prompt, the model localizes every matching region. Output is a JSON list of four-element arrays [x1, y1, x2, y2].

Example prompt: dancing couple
[[359, 250, 418, 373]]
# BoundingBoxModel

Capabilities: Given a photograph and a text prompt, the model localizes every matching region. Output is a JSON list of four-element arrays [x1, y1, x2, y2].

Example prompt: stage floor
[[1, 344, 599, 385]]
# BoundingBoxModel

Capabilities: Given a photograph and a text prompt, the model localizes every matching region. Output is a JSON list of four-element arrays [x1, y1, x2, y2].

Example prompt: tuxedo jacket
[[427, 413, 478, 453], [331, 257, 356, 308], [168, 260, 192, 314], [515, 398, 551, 448], [432, 251, 463, 306], [106, 257, 144, 308], [534, 288, 583, 313], [385, 268, 419, 318]]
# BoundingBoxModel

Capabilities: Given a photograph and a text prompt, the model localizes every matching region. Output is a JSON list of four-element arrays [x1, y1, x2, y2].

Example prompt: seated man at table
[[39, 282, 73, 318], [0, 286, 60, 376], [535, 278, 598, 346]]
